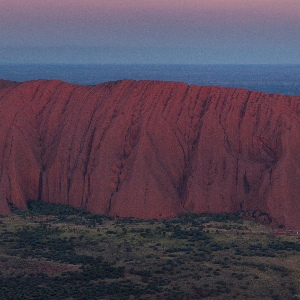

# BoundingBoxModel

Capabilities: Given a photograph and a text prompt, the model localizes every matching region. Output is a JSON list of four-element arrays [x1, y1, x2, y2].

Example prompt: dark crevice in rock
[[243, 171, 251, 194], [38, 171, 43, 202]]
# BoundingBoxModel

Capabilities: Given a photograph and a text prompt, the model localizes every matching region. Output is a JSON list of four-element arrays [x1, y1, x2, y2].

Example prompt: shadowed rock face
[[0, 79, 19, 90], [0, 79, 300, 228]]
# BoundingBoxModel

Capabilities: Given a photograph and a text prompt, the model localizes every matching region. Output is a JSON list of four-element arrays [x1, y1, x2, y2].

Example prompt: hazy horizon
[[1, 63, 300, 66], [1, 64, 300, 97]]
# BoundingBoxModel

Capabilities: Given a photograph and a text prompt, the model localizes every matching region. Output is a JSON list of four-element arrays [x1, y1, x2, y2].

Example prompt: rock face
[[0, 79, 300, 228], [0, 79, 19, 90]]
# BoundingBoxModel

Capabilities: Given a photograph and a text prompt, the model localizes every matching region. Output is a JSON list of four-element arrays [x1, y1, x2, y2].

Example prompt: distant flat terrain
[[1, 64, 300, 95]]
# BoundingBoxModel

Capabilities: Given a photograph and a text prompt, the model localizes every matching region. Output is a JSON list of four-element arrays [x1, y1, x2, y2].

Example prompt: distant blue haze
[[1, 64, 300, 96]]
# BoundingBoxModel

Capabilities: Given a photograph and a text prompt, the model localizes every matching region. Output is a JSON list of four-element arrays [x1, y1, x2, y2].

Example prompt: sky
[[1, 0, 300, 64]]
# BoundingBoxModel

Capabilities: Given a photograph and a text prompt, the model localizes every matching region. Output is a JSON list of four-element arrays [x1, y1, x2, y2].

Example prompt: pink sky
[[1, 0, 300, 64], [3, 0, 300, 17]]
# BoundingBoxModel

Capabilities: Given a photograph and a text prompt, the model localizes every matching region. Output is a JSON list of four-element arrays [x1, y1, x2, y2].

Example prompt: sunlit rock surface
[[0, 79, 299, 228]]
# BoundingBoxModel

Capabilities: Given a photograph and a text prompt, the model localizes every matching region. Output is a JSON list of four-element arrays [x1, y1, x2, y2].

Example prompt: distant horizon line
[[1, 63, 300, 66]]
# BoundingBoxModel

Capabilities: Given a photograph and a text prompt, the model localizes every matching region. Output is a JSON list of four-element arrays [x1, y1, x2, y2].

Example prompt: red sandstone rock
[[0, 79, 19, 90], [0, 79, 300, 228]]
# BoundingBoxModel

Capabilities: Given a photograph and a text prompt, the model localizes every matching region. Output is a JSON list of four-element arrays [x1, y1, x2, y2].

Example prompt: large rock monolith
[[0, 78, 299, 228]]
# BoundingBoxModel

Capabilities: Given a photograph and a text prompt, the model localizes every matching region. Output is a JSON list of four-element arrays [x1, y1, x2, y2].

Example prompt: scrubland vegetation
[[0, 201, 299, 299]]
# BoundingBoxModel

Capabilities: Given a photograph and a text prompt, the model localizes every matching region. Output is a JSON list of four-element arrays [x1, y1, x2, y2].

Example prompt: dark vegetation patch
[[0, 201, 299, 299]]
